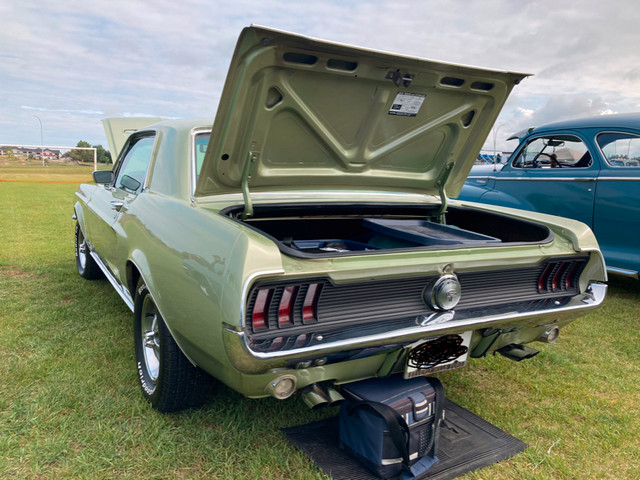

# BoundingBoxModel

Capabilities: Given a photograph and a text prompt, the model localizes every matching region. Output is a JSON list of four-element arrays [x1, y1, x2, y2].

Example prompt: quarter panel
[[122, 192, 284, 375], [593, 172, 640, 272]]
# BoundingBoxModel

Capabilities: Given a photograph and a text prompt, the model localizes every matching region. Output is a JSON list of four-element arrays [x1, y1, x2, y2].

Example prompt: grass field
[[1, 163, 639, 479]]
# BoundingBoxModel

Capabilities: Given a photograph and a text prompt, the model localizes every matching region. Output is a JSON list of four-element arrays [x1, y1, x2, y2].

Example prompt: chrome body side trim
[[223, 283, 606, 371], [471, 175, 640, 183], [492, 177, 596, 182], [596, 177, 640, 182], [607, 266, 639, 278], [90, 247, 202, 367], [89, 250, 135, 311]]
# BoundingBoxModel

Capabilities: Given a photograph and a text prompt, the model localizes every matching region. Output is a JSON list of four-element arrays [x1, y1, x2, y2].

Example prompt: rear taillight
[[538, 259, 585, 294], [248, 282, 323, 333], [278, 286, 297, 327], [251, 289, 270, 330], [538, 264, 553, 292], [302, 284, 321, 323]]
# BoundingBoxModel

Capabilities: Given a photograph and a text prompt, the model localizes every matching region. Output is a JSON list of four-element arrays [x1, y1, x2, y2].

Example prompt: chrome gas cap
[[425, 274, 461, 311]]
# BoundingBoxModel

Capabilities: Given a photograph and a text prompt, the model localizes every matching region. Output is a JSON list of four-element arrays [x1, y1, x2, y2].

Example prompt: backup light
[[265, 374, 297, 400]]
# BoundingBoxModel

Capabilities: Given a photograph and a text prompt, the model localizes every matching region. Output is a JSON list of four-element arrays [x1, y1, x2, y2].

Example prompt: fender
[[457, 181, 532, 211], [73, 200, 86, 230], [73, 184, 97, 230], [476, 189, 532, 211], [455, 183, 490, 202]]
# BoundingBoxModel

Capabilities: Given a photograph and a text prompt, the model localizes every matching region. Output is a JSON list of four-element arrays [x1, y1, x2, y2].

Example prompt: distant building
[[476, 151, 512, 165], [0, 146, 61, 159]]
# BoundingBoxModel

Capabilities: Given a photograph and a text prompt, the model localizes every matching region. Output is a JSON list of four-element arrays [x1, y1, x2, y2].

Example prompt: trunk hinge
[[240, 151, 259, 220], [431, 162, 454, 224]]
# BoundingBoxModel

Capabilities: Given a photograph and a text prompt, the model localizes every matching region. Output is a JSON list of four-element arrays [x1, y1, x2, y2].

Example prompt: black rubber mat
[[282, 400, 527, 480]]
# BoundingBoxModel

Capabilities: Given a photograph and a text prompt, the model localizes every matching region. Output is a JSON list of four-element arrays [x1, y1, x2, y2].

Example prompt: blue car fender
[[457, 183, 531, 211], [476, 189, 532, 211]]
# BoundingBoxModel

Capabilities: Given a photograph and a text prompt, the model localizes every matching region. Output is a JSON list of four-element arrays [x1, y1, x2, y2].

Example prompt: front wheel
[[75, 222, 102, 279], [133, 278, 214, 412]]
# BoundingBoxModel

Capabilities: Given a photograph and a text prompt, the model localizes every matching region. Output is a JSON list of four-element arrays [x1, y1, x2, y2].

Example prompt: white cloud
[[1, 0, 639, 150]]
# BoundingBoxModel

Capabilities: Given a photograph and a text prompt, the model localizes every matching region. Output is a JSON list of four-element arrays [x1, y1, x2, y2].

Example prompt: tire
[[133, 278, 214, 412], [75, 222, 102, 279]]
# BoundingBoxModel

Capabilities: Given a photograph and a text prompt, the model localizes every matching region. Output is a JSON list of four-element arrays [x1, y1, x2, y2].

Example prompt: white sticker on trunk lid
[[389, 92, 426, 117]]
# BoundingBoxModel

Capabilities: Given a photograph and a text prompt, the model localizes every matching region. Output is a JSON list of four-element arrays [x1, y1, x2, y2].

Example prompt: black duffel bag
[[339, 375, 445, 479]]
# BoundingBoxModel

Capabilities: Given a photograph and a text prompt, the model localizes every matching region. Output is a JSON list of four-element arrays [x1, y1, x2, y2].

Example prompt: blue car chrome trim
[[492, 177, 596, 182], [470, 175, 640, 182], [596, 177, 640, 182], [607, 266, 639, 278]]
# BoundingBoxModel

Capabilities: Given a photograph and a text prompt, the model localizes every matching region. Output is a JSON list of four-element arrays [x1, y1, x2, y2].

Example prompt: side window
[[194, 132, 210, 181], [512, 135, 591, 169], [114, 135, 156, 193], [597, 132, 640, 167]]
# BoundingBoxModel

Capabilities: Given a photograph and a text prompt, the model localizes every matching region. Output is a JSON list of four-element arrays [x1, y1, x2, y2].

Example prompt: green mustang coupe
[[74, 26, 607, 412]]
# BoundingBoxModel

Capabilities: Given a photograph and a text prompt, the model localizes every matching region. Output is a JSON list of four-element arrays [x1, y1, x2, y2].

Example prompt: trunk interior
[[222, 204, 553, 258]]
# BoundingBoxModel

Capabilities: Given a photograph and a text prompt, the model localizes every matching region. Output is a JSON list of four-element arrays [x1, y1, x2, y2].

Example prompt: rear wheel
[[75, 222, 102, 279], [133, 278, 214, 412]]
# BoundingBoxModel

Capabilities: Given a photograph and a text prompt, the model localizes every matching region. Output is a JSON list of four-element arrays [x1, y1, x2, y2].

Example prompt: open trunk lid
[[195, 26, 529, 215]]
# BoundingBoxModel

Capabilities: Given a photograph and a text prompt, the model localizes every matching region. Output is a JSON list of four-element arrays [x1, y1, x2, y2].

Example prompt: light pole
[[492, 122, 505, 163], [33, 115, 44, 166]]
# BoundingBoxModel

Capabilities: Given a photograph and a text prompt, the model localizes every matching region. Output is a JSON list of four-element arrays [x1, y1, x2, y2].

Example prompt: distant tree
[[67, 140, 94, 164], [62, 141, 111, 164], [93, 144, 112, 164]]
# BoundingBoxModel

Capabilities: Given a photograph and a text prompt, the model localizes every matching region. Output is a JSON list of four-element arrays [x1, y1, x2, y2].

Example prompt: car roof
[[533, 112, 640, 133], [507, 113, 640, 141]]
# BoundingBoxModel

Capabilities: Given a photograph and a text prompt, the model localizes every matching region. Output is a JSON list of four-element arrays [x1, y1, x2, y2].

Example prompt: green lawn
[[1, 165, 639, 479]]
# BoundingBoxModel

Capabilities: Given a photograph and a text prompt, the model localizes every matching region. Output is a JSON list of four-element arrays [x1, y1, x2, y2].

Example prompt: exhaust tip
[[302, 390, 329, 409], [537, 326, 560, 344], [300, 383, 344, 409], [496, 343, 540, 362]]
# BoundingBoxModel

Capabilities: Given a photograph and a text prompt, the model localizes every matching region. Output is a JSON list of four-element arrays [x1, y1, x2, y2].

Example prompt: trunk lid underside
[[195, 26, 529, 210]]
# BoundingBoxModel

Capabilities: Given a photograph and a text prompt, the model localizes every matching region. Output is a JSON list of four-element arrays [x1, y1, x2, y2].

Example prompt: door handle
[[110, 201, 126, 212]]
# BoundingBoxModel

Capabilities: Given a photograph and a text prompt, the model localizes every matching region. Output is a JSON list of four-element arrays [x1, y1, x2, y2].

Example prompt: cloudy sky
[[1, 0, 639, 153]]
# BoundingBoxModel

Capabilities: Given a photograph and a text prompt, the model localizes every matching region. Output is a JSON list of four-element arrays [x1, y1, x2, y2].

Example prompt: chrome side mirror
[[93, 170, 114, 185]]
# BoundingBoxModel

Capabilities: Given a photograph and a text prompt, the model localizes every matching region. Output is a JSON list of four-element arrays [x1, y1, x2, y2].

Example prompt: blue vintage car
[[458, 113, 640, 278]]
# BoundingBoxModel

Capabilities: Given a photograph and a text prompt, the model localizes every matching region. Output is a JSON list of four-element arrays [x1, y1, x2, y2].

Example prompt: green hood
[[195, 26, 528, 201]]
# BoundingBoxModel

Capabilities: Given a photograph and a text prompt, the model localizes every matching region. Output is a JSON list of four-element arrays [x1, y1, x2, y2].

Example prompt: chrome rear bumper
[[223, 283, 606, 374]]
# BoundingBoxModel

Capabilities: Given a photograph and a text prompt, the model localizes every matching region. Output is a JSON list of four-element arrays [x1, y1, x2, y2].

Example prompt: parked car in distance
[[459, 113, 640, 279], [74, 26, 607, 413]]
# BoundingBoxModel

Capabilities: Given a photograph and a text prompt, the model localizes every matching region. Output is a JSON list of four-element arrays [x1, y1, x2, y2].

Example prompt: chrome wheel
[[75, 222, 101, 280], [133, 278, 215, 412], [140, 295, 160, 383], [77, 229, 88, 270]]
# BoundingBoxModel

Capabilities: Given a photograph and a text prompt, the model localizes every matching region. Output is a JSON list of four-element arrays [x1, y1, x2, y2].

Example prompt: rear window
[[194, 132, 210, 180], [596, 132, 640, 167]]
